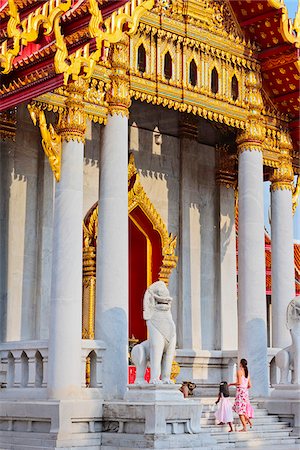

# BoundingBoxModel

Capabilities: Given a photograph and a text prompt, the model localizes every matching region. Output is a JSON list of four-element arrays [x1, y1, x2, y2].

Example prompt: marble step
[[202, 422, 292, 432], [211, 429, 294, 443], [202, 405, 270, 416], [234, 443, 300, 450], [201, 413, 283, 422], [232, 438, 299, 448]]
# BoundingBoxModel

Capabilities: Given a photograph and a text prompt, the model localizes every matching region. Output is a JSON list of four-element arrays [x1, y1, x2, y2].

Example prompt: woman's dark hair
[[240, 358, 248, 378], [219, 381, 229, 397]]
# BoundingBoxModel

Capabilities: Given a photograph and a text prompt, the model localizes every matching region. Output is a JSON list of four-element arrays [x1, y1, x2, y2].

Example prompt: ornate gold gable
[[82, 154, 178, 339], [128, 154, 178, 284]]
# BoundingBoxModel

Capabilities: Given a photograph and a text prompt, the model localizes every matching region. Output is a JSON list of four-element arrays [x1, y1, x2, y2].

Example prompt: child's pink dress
[[215, 394, 233, 423]]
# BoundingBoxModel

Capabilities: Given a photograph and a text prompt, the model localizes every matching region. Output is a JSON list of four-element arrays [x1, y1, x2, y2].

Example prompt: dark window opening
[[137, 44, 146, 73], [189, 59, 197, 86], [211, 67, 218, 94], [231, 74, 239, 101], [164, 51, 172, 80]]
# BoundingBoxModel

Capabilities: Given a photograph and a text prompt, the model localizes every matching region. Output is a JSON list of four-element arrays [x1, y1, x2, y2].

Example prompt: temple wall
[[0, 103, 220, 353], [128, 103, 220, 351], [129, 125, 180, 326], [0, 105, 41, 341], [83, 120, 100, 215]]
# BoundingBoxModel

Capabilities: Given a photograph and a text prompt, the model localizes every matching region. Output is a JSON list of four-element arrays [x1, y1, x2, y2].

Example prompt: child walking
[[214, 381, 233, 432]]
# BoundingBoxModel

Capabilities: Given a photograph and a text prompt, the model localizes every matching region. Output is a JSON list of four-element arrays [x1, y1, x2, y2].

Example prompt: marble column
[[237, 147, 268, 397], [219, 184, 238, 350], [95, 113, 128, 400], [270, 135, 295, 348], [48, 80, 86, 400], [178, 120, 202, 353]]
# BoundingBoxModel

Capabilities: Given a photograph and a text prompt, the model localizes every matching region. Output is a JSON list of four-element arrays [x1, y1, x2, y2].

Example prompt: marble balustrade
[[0, 340, 105, 398]]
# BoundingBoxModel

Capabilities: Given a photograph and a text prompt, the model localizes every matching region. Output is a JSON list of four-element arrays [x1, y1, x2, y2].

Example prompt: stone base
[[271, 384, 300, 400], [0, 399, 103, 449], [264, 387, 300, 431], [124, 383, 184, 402], [102, 387, 218, 449], [101, 433, 219, 450]]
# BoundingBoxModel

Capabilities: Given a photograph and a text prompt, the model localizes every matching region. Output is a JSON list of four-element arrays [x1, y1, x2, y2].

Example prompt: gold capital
[[270, 130, 294, 192], [236, 70, 265, 153], [58, 78, 87, 142], [107, 37, 131, 117]]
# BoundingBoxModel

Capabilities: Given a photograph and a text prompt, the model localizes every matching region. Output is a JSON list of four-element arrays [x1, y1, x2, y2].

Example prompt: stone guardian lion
[[131, 281, 176, 384], [275, 296, 300, 384]]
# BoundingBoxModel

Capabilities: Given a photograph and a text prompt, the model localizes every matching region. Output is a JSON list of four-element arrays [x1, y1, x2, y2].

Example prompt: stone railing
[[0, 339, 105, 399], [175, 348, 280, 396]]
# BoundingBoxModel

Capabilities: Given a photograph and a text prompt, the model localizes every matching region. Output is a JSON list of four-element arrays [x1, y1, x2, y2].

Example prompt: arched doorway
[[82, 154, 178, 343]]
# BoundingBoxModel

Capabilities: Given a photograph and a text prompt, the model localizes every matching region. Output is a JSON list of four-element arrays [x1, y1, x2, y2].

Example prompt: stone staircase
[[200, 398, 300, 449]]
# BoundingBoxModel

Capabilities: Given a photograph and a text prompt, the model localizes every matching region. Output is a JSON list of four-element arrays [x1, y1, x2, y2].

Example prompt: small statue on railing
[[275, 296, 300, 384], [131, 281, 176, 384]]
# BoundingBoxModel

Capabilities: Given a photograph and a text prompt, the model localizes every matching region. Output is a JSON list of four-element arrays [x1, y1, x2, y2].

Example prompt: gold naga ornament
[[27, 103, 61, 182], [0, 0, 72, 74]]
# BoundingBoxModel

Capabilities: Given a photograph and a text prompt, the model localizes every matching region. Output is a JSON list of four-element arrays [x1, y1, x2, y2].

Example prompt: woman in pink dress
[[229, 358, 253, 432]]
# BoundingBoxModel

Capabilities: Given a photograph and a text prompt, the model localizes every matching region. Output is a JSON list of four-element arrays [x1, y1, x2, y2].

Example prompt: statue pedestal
[[102, 385, 218, 449], [264, 384, 300, 435], [271, 384, 300, 400], [124, 383, 183, 401]]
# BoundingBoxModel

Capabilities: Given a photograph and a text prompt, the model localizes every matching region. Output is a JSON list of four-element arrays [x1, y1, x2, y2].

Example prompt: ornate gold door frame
[[82, 154, 178, 340]]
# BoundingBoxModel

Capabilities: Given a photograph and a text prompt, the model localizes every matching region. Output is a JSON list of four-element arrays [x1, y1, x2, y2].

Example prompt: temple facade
[[0, 0, 299, 449]]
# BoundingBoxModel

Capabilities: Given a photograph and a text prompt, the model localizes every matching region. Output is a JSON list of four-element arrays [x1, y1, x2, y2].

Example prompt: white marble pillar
[[219, 185, 238, 350], [238, 148, 268, 397], [48, 139, 83, 400], [271, 187, 295, 348], [96, 113, 128, 400], [178, 127, 202, 354]]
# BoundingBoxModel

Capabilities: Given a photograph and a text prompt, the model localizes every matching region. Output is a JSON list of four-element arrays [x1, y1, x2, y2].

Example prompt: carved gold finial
[[58, 78, 87, 142], [236, 70, 265, 153], [270, 130, 294, 192], [107, 36, 131, 116], [28, 103, 61, 182]]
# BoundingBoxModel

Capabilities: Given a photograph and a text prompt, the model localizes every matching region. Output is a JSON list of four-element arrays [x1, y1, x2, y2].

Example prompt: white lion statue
[[275, 296, 300, 384], [131, 281, 176, 384]]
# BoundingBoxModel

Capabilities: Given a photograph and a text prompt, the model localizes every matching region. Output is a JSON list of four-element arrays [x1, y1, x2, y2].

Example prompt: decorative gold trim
[[28, 102, 61, 182], [129, 214, 153, 287], [170, 360, 180, 383]]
